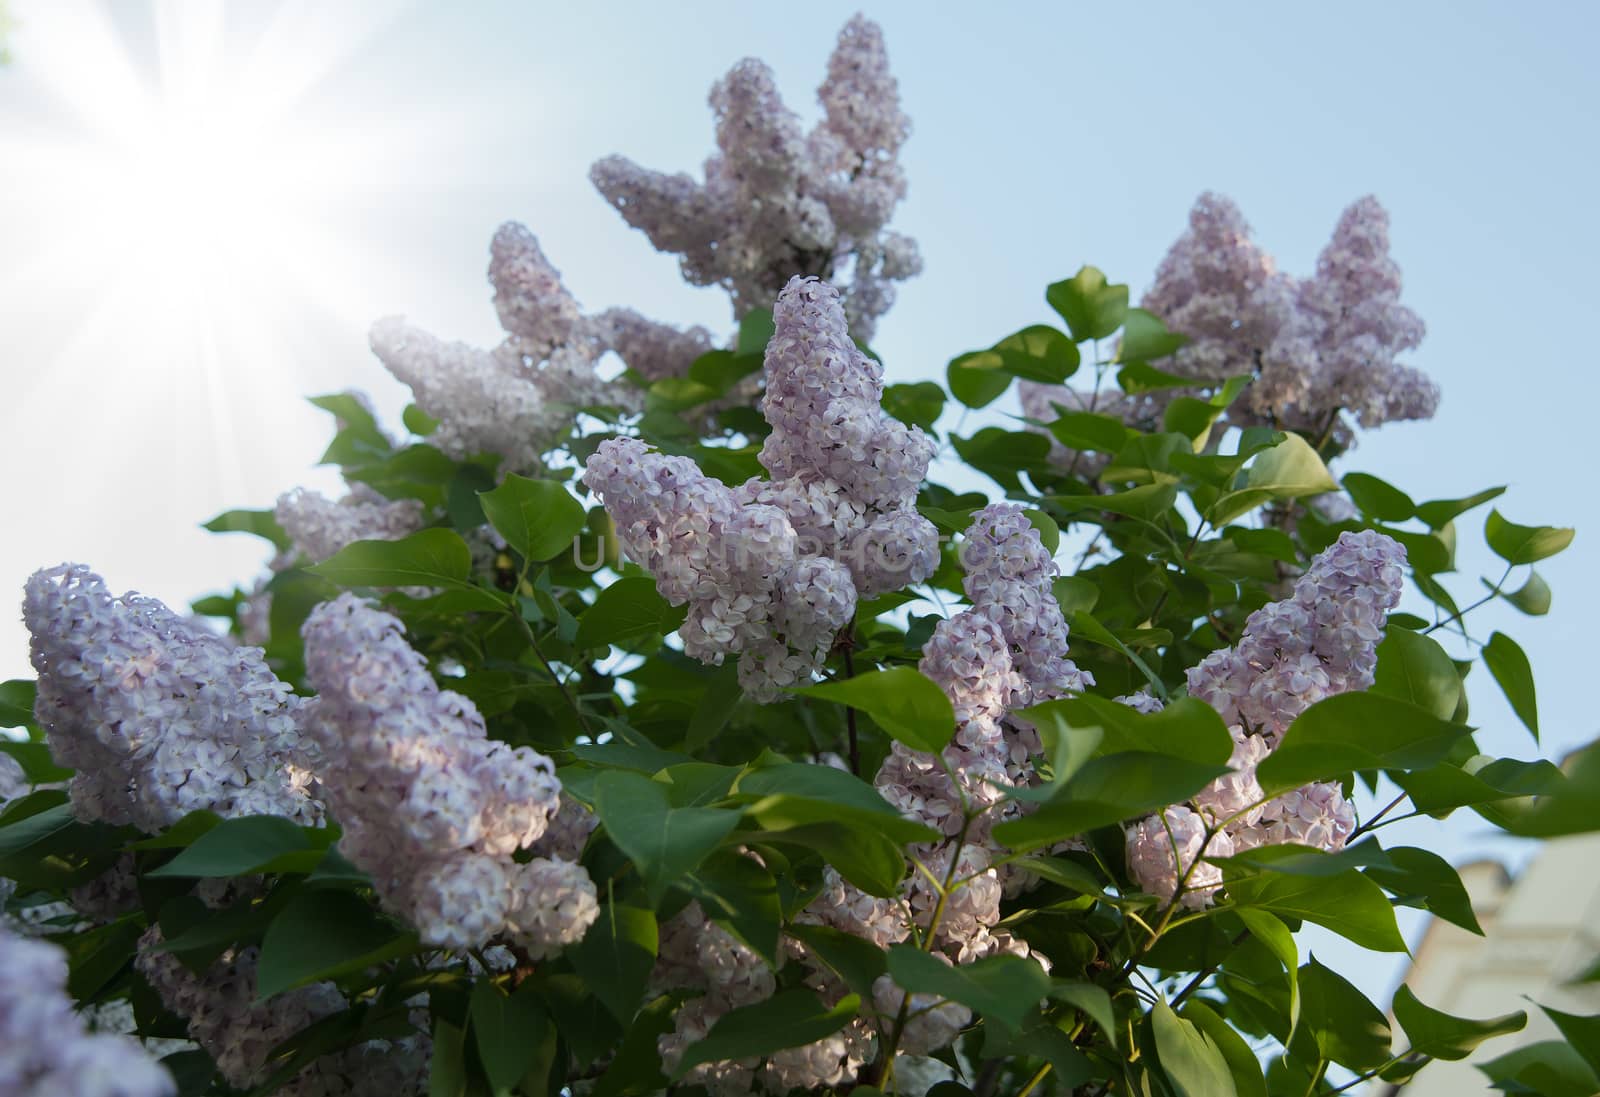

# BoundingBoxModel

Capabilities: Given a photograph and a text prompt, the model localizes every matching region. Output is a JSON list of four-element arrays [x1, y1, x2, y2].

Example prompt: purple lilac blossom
[[590, 16, 919, 340], [22, 564, 320, 831], [300, 594, 597, 954]]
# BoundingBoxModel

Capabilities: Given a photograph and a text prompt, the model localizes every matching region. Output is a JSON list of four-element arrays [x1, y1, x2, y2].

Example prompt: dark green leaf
[[737, 308, 775, 357], [1477, 1039, 1599, 1097], [1117, 307, 1186, 361], [1482, 631, 1538, 741], [593, 771, 742, 903], [736, 763, 938, 846], [0, 679, 36, 731], [1227, 870, 1407, 953], [1049, 982, 1117, 1047], [882, 381, 946, 431], [1021, 695, 1234, 766], [471, 980, 550, 1092], [670, 990, 859, 1079], [1342, 473, 1415, 522], [1544, 1004, 1600, 1075], [148, 816, 328, 878], [1373, 628, 1462, 722], [571, 902, 658, 1024], [256, 890, 414, 998], [1255, 693, 1472, 796], [1180, 1000, 1265, 1097], [993, 753, 1227, 852], [429, 1017, 468, 1097], [786, 924, 887, 1001], [1364, 846, 1483, 935], [886, 945, 1049, 1031], [576, 577, 686, 651], [309, 529, 503, 609], [1043, 410, 1137, 455], [203, 509, 291, 552], [1413, 486, 1504, 530], [1297, 958, 1392, 1070], [479, 474, 588, 563], [1392, 985, 1524, 1061], [794, 667, 955, 754], [1233, 909, 1299, 1038], [1497, 570, 1552, 616]]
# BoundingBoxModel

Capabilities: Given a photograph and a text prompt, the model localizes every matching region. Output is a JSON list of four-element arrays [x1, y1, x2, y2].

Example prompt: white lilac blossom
[[299, 594, 598, 954], [135, 928, 429, 1096], [0, 925, 175, 1097], [598, 306, 715, 382], [871, 971, 972, 1057], [274, 485, 427, 564], [590, 16, 920, 340], [585, 278, 938, 700], [1138, 192, 1437, 445], [1125, 530, 1404, 905], [22, 564, 320, 831]]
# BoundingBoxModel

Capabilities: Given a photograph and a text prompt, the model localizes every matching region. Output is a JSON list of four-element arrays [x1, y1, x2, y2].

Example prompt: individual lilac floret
[[300, 594, 597, 954], [22, 564, 320, 831], [590, 16, 919, 339], [1125, 805, 1235, 911], [135, 927, 429, 1095], [1187, 529, 1406, 739], [0, 925, 175, 1097], [1298, 196, 1439, 429], [274, 485, 426, 564]]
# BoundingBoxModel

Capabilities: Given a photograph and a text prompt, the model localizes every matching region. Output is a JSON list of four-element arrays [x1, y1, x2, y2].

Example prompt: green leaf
[[794, 667, 955, 754], [1392, 984, 1524, 1061], [1227, 870, 1407, 953], [1244, 433, 1338, 498], [0, 679, 36, 731], [1053, 482, 1178, 521], [1180, 1000, 1265, 1097], [148, 816, 329, 878], [1297, 959, 1392, 1070], [1544, 1004, 1600, 1075], [429, 1018, 468, 1097], [471, 980, 550, 1092], [1394, 756, 1562, 814], [946, 356, 1012, 409], [1049, 983, 1117, 1048], [1025, 509, 1061, 554], [1152, 999, 1237, 1097], [1254, 693, 1472, 796], [256, 890, 414, 999], [882, 381, 946, 431], [402, 403, 439, 436], [737, 308, 775, 357], [1364, 846, 1483, 935], [786, 924, 887, 1001], [736, 763, 938, 846], [1477, 1039, 1600, 1097], [480, 474, 588, 562], [1051, 576, 1099, 616], [1021, 695, 1234, 767], [670, 990, 859, 1080], [1482, 631, 1538, 741], [993, 752, 1228, 853], [1373, 628, 1462, 722], [1341, 473, 1415, 522], [309, 529, 503, 609], [1117, 307, 1186, 362], [1497, 570, 1552, 616], [886, 946, 1049, 1031], [203, 509, 291, 551], [1413, 485, 1504, 530], [576, 577, 687, 651], [1233, 909, 1299, 1039], [688, 853, 782, 967], [1043, 410, 1136, 455], [1485, 509, 1575, 565], [570, 902, 658, 1024], [951, 428, 1055, 492], [592, 771, 742, 903], [1047, 266, 1128, 342]]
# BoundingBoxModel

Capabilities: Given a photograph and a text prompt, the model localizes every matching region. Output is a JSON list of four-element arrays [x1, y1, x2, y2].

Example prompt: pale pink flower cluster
[[585, 278, 938, 700], [274, 485, 427, 564], [135, 927, 429, 1095], [0, 925, 174, 1097], [22, 565, 321, 831], [300, 594, 598, 954], [1125, 530, 1405, 908], [1021, 192, 1437, 463], [590, 16, 920, 340], [370, 223, 707, 471]]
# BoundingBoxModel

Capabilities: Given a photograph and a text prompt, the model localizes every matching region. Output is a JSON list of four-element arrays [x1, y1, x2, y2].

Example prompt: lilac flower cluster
[[22, 565, 321, 831], [274, 485, 426, 564], [585, 278, 938, 700], [136, 928, 429, 1095], [300, 594, 598, 953], [370, 223, 709, 471], [0, 924, 174, 1096], [1125, 530, 1405, 908], [1020, 193, 1437, 460], [590, 16, 920, 340]]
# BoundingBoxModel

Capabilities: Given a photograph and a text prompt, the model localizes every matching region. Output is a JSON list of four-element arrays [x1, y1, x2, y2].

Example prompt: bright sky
[[1, 0, 1595, 1040]]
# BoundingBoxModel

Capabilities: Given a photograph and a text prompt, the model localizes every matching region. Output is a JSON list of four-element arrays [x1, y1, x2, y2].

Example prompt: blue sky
[[1, 0, 1594, 1031]]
